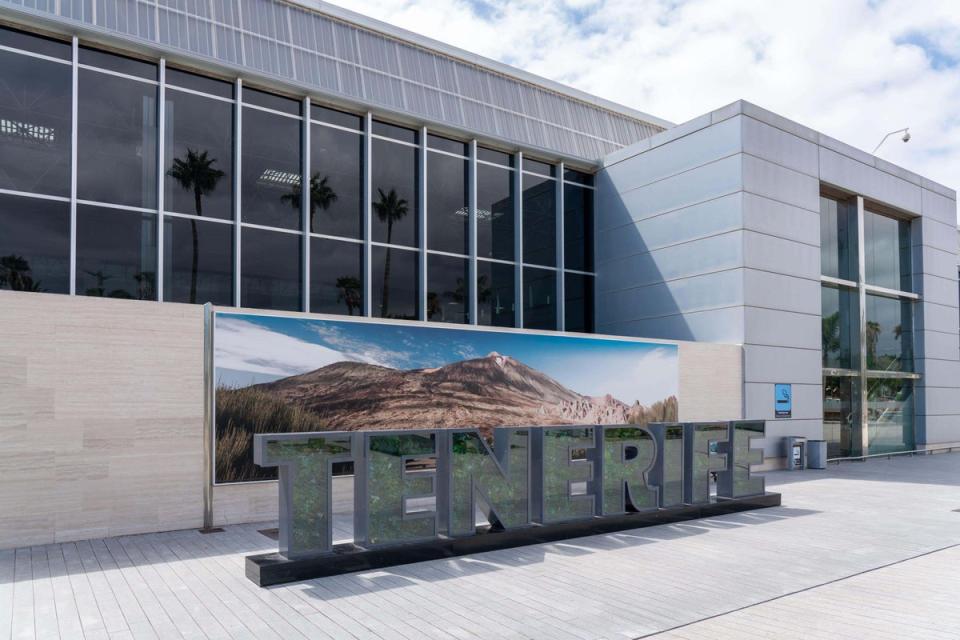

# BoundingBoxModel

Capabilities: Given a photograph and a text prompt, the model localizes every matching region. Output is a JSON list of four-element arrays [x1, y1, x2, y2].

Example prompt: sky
[[215, 313, 679, 405], [331, 0, 960, 210]]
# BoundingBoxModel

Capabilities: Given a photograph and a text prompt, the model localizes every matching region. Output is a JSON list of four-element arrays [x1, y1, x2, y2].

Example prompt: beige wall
[[0, 291, 205, 549], [0, 291, 744, 549]]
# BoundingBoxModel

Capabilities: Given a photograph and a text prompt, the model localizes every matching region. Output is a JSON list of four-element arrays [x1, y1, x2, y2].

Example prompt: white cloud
[[332, 0, 960, 208], [215, 318, 353, 377], [551, 346, 679, 406]]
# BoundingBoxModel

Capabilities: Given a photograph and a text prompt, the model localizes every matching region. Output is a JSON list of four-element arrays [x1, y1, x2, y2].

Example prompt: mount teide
[[251, 352, 677, 433]]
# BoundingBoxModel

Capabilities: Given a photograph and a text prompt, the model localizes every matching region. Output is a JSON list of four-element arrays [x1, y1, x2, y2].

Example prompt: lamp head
[[902, 129, 911, 143]]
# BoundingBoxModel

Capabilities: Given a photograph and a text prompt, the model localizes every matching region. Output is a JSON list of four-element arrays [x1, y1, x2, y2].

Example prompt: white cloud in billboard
[[216, 318, 354, 377]]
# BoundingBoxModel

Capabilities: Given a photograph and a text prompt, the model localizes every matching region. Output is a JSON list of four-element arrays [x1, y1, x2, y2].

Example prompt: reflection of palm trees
[[283, 173, 338, 231], [373, 188, 409, 317], [822, 311, 841, 360], [335, 275, 362, 316], [168, 149, 225, 303], [866, 320, 881, 368], [0, 255, 42, 292]]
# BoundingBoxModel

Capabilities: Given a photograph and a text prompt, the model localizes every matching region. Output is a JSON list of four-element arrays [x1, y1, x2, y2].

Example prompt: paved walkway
[[2, 453, 959, 640]]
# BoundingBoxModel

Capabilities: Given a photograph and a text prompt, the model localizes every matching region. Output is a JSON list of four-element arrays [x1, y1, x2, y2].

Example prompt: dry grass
[[215, 385, 325, 482]]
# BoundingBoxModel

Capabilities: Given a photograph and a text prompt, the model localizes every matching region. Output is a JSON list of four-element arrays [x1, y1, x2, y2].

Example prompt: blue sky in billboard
[[215, 313, 678, 407]]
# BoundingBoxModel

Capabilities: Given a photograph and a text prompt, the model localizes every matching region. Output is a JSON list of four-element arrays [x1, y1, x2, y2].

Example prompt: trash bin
[[784, 436, 806, 470], [807, 440, 827, 470]]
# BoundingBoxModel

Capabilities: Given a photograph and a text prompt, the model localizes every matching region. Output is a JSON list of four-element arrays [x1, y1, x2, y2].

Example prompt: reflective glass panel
[[563, 169, 593, 186], [0, 50, 72, 196], [0, 25, 71, 60], [427, 254, 468, 324], [372, 246, 417, 320], [242, 87, 299, 115], [427, 134, 467, 156], [564, 184, 593, 272], [311, 104, 363, 130], [310, 237, 363, 316], [523, 267, 556, 330], [864, 210, 911, 291], [165, 68, 233, 98], [866, 378, 914, 454], [478, 146, 512, 167], [241, 228, 301, 311], [565, 273, 594, 333], [241, 107, 301, 230], [162, 217, 233, 305], [165, 90, 233, 220], [865, 294, 913, 372], [823, 376, 860, 458], [821, 285, 858, 369], [477, 260, 515, 327], [372, 120, 417, 144], [0, 194, 69, 294], [427, 152, 468, 254], [522, 158, 554, 177], [79, 47, 156, 80], [77, 70, 158, 208], [371, 139, 418, 247], [76, 206, 157, 300], [820, 196, 857, 281], [310, 124, 363, 238], [522, 174, 556, 267], [477, 163, 514, 261]]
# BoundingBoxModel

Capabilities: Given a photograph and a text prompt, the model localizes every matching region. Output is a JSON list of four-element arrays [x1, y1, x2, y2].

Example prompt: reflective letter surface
[[599, 426, 658, 514], [683, 422, 728, 505], [717, 421, 766, 498], [539, 427, 595, 523]]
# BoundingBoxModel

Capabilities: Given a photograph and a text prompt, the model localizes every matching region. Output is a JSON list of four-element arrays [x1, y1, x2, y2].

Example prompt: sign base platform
[[246, 492, 781, 586]]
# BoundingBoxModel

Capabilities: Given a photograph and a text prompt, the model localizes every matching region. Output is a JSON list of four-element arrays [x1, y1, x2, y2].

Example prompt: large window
[[0, 24, 598, 328], [820, 194, 917, 457], [77, 52, 158, 208]]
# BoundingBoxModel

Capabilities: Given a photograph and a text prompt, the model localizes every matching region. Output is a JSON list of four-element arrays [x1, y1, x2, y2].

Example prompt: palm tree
[[372, 188, 409, 317], [822, 311, 841, 361], [866, 320, 881, 368], [282, 173, 338, 231], [168, 149, 225, 304], [335, 275, 362, 316], [0, 255, 42, 292]]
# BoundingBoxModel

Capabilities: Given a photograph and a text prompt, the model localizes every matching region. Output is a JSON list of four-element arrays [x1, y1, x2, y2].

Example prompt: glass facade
[[820, 194, 917, 457], [0, 25, 595, 332]]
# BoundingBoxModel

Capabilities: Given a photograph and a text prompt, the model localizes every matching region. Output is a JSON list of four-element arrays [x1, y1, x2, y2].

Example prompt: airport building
[[0, 0, 957, 548]]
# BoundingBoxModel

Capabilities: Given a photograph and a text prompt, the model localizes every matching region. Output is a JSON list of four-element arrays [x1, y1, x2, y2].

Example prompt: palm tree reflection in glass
[[168, 149, 225, 303], [373, 188, 409, 318]]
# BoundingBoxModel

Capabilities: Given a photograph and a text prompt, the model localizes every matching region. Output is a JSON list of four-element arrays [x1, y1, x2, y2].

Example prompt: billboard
[[213, 311, 679, 483]]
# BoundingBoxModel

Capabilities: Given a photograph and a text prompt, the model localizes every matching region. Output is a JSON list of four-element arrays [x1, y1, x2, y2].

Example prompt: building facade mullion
[[468, 139, 478, 325], [69, 35, 78, 296], [514, 150, 523, 328], [233, 78, 243, 308], [363, 111, 373, 317], [856, 195, 869, 456], [302, 96, 311, 313], [556, 161, 565, 331], [157, 58, 166, 302], [418, 126, 428, 322]]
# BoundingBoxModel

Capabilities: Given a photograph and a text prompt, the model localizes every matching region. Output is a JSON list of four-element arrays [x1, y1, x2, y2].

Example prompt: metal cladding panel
[[0, 0, 665, 159]]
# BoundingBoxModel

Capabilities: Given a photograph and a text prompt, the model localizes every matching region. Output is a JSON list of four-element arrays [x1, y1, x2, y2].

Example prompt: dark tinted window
[[163, 217, 233, 305], [76, 206, 157, 300], [564, 273, 594, 333], [522, 158, 554, 177], [79, 47, 157, 80], [310, 124, 363, 238], [563, 169, 594, 186], [310, 238, 363, 315], [372, 139, 418, 247], [523, 267, 556, 330], [77, 69, 158, 208], [0, 194, 70, 294], [242, 87, 300, 115], [564, 184, 593, 272], [865, 294, 913, 372], [166, 68, 233, 99], [0, 25, 71, 60], [427, 152, 468, 254], [478, 146, 513, 167], [864, 211, 911, 291], [522, 173, 556, 267], [477, 260, 514, 327], [428, 134, 468, 156], [241, 228, 301, 311], [372, 246, 417, 320], [820, 196, 857, 281], [427, 254, 468, 324], [241, 106, 301, 229], [311, 104, 363, 131], [822, 285, 858, 369], [165, 90, 233, 219], [0, 49, 72, 196], [477, 163, 514, 261], [373, 120, 418, 144]]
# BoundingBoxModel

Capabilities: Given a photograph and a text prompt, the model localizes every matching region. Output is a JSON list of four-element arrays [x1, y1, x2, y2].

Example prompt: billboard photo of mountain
[[213, 312, 679, 483]]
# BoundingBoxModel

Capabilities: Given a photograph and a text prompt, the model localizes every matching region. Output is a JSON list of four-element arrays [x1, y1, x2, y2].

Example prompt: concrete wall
[[598, 100, 959, 459], [0, 290, 741, 548]]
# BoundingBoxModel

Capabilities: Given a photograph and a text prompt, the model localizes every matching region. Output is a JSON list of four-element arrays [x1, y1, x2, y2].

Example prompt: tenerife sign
[[245, 421, 779, 586]]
